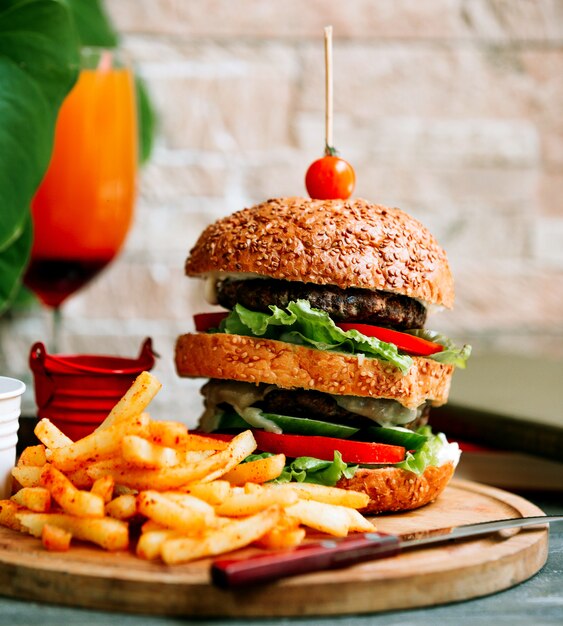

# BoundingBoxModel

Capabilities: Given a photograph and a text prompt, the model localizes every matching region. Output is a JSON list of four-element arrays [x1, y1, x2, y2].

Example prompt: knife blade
[[211, 515, 562, 588]]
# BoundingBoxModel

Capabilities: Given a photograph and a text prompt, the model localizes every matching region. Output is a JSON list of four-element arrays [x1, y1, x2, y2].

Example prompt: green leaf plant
[[0, 0, 155, 314]]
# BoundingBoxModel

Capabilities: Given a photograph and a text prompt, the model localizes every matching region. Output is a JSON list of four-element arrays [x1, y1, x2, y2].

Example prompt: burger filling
[[194, 277, 467, 486], [217, 278, 427, 329], [198, 379, 461, 487]]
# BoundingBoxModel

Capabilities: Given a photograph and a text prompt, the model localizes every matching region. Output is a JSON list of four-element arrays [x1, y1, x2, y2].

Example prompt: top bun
[[185, 197, 454, 308]]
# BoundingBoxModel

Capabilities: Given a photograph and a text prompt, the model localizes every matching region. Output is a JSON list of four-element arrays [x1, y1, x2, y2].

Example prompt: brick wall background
[[1, 0, 562, 424]]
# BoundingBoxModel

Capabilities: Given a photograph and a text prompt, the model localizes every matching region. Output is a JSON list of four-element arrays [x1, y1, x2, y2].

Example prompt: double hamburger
[[175, 197, 470, 513]]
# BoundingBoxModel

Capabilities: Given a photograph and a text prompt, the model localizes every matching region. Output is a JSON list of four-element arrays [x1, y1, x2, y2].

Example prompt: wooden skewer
[[324, 25, 333, 154]]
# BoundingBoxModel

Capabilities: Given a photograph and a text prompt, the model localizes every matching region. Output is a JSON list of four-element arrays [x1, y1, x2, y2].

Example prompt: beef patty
[[216, 279, 427, 329], [256, 387, 430, 431]]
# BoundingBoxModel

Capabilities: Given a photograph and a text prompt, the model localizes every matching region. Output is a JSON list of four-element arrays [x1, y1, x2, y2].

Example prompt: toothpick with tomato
[[305, 25, 356, 200]]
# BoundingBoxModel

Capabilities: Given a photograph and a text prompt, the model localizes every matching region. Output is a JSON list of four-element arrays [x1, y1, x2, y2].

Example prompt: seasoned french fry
[[223, 454, 286, 485], [136, 529, 182, 561], [183, 433, 228, 451], [96, 371, 161, 431], [287, 482, 370, 509], [149, 421, 189, 448], [87, 430, 257, 490], [65, 467, 95, 490], [18, 512, 129, 551], [91, 475, 115, 504], [17, 444, 47, 467], [254, 526, 306, 550], [40, 464, 104, 518], [11, 487, 51, 513], [34, 419, 73, 449], [179, 480, 232, 505], [121, 435, 180, 469], [0, 500, 27, 531], [12, 465, 42, 488], [41, 523, 71, 552], [214, 485, 298, 517], [105, 494, 138, 520], [50, 413, 150, 472], [140, 519, 167, 533], [344, 507, 377, 533], [160, 506, 281, 565], [285, 499, 351, 537], [137, 491, 214, 532]]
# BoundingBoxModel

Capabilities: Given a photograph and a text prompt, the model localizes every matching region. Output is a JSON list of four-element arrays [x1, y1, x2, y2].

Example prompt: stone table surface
[[0, 493, 561, 626]]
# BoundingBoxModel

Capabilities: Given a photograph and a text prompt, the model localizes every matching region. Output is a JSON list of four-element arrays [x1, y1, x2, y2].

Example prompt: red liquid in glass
[[24, 257, 113, 308]]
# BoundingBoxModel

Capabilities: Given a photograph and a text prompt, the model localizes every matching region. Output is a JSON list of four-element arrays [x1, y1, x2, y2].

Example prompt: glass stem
[[52, 306, 62, 353]]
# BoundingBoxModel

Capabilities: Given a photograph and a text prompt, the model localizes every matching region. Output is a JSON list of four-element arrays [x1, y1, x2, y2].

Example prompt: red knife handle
[[211, 532, 401, 588]]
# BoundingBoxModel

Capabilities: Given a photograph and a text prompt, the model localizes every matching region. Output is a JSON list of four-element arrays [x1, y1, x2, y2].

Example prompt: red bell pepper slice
[[336, 323, 443, 357]]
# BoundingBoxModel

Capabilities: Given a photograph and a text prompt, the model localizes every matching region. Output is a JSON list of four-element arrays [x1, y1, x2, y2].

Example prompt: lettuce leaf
[[394, 426, 461, 475], [406, 329, 472, 369], [244, 451, 357, 487], [220, 300, 413, 374], [276, 451, 358, 486]]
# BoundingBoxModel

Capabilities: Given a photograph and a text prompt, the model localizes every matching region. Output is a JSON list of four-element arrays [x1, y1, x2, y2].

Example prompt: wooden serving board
[[0, 480, 548, 617]]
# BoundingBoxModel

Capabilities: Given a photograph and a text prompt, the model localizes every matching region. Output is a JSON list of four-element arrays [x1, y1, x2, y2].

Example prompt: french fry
[[140, 519, 167, 533], [34, 419, 73, 449], [40, 464, 104, 518], [137, 491, 214, 533], [41, 524, 72, 552], [17, 444, 47, 467], [285, 499, 351, 537], [50, 413, 150, 472], [254, 526, 306, 550], [160, 506, 281, 565], [344, 507, 377, 533], [91, 475, 115, 504], [0, 500, 27, 531], [183, 433, 228, 451], [12, 465, 42, 488], [96, 371, 161, 431], [87, 430, 257, 490], [149, 420, 189, 448], [105, 494, 138, 520], [121, 435, 180, 469], [11, 487, 51, 513], [214, 485, 298, 517], [180, 480, 232, 505], [287, 483, 370, 509], [136, 529, 182, 561], [223, 453, 286, 485], [65, 467, 95, 490], [18, 512, 129, 551]]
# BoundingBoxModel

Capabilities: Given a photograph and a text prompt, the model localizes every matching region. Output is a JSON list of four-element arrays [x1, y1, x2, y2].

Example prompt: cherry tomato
[[194, 312, 228, 332], [336, 323, 443, 357], [305, 155, 355, 200]]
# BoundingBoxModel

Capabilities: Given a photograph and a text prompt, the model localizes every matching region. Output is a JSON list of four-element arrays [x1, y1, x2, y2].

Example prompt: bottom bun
[[336, 461, 455, 514]]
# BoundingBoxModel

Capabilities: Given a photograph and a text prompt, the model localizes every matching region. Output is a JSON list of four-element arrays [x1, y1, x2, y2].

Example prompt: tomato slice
[[252, 431, 405, 464], [194, 312, 228, 332], [336, 323, 443, 357]]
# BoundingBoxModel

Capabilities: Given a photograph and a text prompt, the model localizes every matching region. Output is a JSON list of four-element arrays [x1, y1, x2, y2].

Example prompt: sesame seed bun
[[185, 197, 454, 308], [336, 461, 456, 514], [175, 332, 454, 409]]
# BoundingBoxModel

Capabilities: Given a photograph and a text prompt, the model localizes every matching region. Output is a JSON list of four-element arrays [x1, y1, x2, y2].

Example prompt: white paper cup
[[0, 377, 25, 499]]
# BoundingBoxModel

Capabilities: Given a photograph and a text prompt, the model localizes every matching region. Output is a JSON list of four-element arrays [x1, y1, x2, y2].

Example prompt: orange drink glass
[[24, 48, 137, 322]]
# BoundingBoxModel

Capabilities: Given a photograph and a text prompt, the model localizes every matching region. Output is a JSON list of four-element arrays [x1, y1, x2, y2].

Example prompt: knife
[[211, 515, 563, 588]]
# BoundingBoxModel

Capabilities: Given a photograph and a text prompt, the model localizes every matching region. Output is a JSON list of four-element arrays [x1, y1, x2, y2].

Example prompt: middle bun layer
[[175, 333, 454, 409]]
